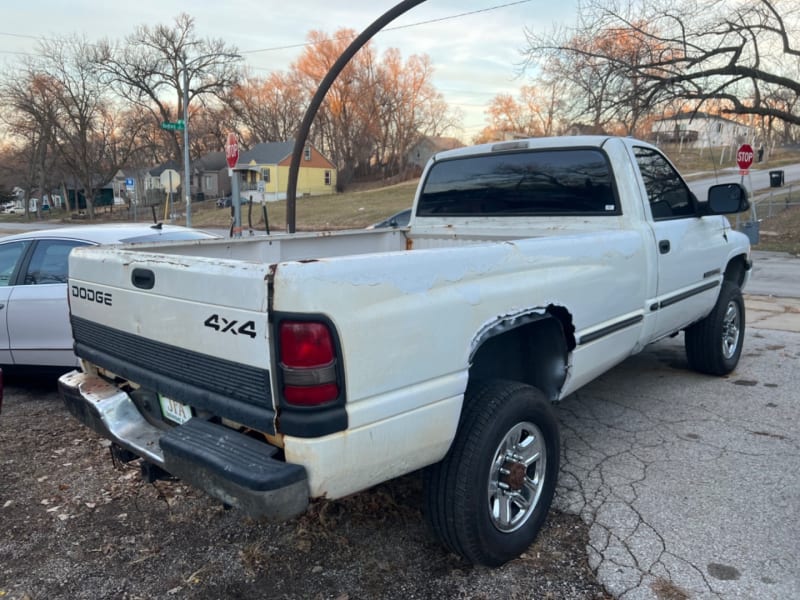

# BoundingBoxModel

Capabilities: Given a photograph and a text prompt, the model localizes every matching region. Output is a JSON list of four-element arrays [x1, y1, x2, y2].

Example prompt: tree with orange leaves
[[291, 28, 456, 185]]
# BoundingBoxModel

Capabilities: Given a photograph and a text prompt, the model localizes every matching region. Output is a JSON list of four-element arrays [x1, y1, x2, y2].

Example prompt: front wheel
[[685, 281, 745, 375], [424, 380, 560, 566]]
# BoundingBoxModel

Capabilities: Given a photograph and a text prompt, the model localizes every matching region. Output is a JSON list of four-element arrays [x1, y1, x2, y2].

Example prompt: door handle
[[658, 240, 671, 254]]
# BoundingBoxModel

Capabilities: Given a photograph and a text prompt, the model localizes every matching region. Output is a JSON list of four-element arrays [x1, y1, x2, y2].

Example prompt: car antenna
[[148, 206, 163, 229]]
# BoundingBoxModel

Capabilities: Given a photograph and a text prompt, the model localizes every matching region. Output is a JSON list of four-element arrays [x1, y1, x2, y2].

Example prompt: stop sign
[[736, 144, 754, 171], [225, 133, 239, 169]]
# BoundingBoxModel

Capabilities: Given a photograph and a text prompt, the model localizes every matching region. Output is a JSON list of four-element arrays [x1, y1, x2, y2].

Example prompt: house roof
[[195, 151, 228, 172], [148, 159, 182, 177], [239, 141, 296, 165], [416, 136, 463, 152], [655, 111, 750, 127]]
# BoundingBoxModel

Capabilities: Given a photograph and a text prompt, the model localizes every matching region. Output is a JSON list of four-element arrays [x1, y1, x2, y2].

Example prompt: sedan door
[[0, 240, 33, 364], [6, 239, 91, 367]]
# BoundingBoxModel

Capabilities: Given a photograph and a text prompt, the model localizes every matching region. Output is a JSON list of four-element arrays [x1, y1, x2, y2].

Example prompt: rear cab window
[[417, 148, 619, 217]]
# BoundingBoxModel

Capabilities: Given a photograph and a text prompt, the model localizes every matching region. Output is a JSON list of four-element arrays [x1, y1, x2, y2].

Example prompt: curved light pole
[[285, 0, 427, 233]]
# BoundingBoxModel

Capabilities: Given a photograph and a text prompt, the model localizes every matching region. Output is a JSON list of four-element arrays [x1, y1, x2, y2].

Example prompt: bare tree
[[0, 65, 62, 218], [35, 37, 148, 219], [523, 7, 673, 136], [95, 13, 243, 163], [373, 50, 452, 177], [228, 70, 306, 148], [524, 0, 800, 139]]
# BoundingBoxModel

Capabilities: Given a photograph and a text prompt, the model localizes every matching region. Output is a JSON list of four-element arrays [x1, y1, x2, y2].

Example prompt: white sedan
[[0, 223, 218, 370]]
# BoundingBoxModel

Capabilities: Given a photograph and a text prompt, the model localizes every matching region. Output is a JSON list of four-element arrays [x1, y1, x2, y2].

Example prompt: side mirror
[[706, 183, 750, 215]]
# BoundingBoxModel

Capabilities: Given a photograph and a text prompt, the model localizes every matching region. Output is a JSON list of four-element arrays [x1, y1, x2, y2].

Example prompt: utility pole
[[182, 53, 192, 228]]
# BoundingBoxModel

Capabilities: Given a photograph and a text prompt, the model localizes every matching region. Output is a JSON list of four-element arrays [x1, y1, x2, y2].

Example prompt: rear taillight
[[279, 321, 339, 406]]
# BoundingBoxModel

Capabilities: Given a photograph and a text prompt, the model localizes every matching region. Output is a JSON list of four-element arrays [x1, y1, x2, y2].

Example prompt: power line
[[240, 0, 532, 54], [385, 0, 532, 32], [0, 31, 40, 40], [0, 1, 533, 65], [0, 50, 38, 57]]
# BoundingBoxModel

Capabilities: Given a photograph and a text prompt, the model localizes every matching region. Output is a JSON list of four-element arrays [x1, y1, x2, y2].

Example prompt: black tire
[[685, 281, 745, 375], [423, 379, 560, 567]]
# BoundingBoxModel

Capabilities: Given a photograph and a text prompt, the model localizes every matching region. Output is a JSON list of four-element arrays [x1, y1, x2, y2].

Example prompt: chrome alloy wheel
[[721, 300, 741, 360], [487, 421, 547, 533]]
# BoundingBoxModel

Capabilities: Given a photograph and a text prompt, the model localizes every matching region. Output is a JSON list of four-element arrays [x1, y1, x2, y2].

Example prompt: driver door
[[633, 146, 731, 339]]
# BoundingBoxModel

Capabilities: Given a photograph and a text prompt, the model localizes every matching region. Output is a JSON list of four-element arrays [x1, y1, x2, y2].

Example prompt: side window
[[22, 239, 90, 285], [0, 241, 31, 287], [634, 146, 695, 220]]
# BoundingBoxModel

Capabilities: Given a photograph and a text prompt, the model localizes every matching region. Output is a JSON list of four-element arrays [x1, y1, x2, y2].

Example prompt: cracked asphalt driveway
[[553, 314, 799, 599]]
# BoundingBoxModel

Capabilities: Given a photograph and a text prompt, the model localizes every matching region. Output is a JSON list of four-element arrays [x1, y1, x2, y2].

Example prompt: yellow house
[[236, 140, 337, 201]]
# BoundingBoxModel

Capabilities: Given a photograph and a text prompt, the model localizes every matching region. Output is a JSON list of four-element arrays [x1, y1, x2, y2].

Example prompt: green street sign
[[160, 120, 185, 131]]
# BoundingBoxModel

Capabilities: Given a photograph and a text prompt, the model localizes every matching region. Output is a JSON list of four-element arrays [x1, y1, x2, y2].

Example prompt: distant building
[[563, 123, 608, 137], [651, 112, 754, 148], [142, 160, 183, 206], [235, 141, 337, 202], [193, 152, 231, 201], [407, 136, 464, 170]]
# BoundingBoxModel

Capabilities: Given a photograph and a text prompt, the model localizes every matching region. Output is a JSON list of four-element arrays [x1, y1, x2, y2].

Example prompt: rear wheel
[[424, 379, 560, 566], [685, 281, 745, 375]]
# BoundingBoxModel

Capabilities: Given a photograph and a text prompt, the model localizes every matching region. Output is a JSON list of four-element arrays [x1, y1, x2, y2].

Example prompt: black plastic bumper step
[[160, 418, 305, 492]]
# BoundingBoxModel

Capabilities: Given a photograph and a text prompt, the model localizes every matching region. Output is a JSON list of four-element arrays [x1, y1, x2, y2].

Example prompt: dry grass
[[187, 180, 418, 232], [752, 201, 800, 255]]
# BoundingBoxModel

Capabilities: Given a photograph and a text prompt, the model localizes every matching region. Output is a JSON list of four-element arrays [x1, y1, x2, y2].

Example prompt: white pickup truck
[[60, 135, 751, 566]]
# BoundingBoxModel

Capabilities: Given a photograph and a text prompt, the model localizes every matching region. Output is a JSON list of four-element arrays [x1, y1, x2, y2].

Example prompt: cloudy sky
[[0, 1, 579, 138]]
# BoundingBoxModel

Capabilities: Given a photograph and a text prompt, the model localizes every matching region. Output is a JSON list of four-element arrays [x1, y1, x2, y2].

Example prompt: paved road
[[748, 251, 800, 299], [555, 245, 799, 599], [555, 312, 800, 599], [688, 163, 800, 201]]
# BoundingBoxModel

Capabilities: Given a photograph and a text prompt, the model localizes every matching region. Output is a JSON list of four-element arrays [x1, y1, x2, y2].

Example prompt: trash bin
[[769, 170, 784, 187], [739, 221, 760, 245]]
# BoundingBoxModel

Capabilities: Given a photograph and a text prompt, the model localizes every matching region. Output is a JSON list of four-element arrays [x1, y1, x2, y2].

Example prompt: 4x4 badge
[[204, 314, 257, 338]]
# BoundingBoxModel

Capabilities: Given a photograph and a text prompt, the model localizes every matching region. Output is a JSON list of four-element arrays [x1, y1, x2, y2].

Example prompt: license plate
[[159, 395, 193, 425]]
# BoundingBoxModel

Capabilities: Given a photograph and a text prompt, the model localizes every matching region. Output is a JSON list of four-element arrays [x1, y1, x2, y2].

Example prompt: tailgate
[[67, 245, 277, 433]]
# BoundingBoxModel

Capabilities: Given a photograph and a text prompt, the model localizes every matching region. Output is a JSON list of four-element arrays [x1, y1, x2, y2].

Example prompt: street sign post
[[226, 133, 241, 236], [737, 144, 754, 175], [160, 120, 185, 131], [734, 144, 758, 232], [225, 133, 239, 170], [160, 169, 181, 222]]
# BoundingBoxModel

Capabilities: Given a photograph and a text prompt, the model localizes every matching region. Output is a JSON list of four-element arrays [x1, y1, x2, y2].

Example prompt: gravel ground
[[0, 373, 610, 600]]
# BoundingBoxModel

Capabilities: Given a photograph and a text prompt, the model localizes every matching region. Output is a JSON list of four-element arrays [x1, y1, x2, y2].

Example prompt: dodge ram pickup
[[59, 135, 751, 566]]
